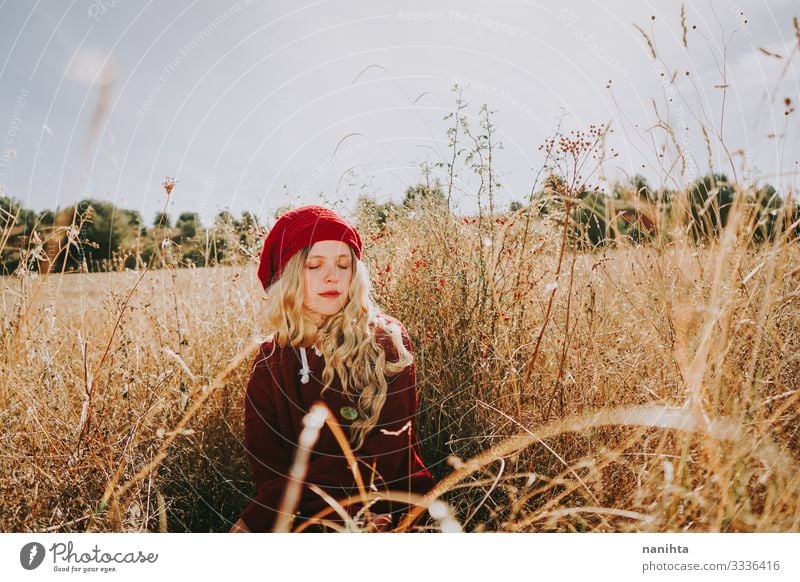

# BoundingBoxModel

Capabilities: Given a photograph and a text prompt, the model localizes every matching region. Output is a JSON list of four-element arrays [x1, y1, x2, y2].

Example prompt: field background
[[1, 4, 799, 534], [2, 198, 799, 532]]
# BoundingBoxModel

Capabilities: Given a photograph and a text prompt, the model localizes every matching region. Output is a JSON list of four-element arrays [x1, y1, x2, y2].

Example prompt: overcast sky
[[0, 0, 798, 227]]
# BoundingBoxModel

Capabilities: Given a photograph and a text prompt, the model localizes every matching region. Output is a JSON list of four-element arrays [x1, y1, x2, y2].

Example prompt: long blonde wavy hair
[[261, 245, 413, 450]]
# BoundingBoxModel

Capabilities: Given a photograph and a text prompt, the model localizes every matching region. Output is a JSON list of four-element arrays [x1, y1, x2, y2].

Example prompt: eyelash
[[307, 265, 350, 270]]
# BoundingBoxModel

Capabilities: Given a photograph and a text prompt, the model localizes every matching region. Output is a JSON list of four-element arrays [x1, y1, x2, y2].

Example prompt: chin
[[307, 305, 344, 321]]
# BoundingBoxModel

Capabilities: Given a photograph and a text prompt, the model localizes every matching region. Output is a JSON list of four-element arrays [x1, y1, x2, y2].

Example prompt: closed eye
[[307, 264, 351, 270]]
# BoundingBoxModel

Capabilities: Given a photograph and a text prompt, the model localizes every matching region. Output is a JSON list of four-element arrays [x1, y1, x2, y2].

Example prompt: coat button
[[339, 406, 359, 421]]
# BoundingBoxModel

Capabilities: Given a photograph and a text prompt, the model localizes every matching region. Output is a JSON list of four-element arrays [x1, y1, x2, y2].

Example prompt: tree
[[356, 194, 397, 231], [215, 210, 237, 228], [173, 211, 203, 265], [531, 173, 567, 216], [0, 196, 38, 274], [688, 174, 735, 242], [273, 205, 294, 220], [121, 209, 143, 230], [629, 174, 655, 202], [570, 190, 614, 248], [207, 210, 239, 265], [176, 211, 200, 240], [153, 211, 172, 229], [239, 211, 259, 229], [752, 183, 781, 244], [403, 181, 446, 207], [66, 199, 139, 271]]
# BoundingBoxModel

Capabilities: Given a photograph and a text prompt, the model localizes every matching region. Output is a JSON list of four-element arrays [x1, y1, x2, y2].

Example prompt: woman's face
[[303, 240, 353, 323]]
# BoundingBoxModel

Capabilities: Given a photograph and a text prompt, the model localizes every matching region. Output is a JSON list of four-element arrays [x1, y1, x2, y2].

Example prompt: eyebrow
[[307, 254, 351, 259]]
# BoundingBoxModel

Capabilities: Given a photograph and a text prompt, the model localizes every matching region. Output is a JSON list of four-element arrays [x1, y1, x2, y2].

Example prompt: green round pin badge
[[339, 406, 359, 421]]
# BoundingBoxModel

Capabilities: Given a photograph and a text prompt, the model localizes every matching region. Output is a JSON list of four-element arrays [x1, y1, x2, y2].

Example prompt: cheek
[[305, 270, 328, 297]]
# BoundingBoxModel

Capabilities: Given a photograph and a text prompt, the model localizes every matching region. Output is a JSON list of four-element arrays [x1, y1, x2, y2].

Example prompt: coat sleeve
[[238, 344, 294, 531], [240, 328, 420, 532]]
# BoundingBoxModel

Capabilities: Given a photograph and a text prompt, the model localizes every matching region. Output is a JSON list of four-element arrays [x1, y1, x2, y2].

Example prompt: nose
[[323, 265, 338, 283]]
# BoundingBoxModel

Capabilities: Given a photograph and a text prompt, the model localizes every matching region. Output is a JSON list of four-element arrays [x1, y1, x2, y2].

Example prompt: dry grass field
[[2, 197, 799, 532]]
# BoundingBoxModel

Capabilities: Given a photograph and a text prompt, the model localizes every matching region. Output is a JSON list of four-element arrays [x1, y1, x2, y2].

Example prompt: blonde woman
[[230, 205, 435, 533]]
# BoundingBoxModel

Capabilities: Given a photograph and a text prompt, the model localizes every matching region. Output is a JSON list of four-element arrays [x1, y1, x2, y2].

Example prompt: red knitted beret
[[257, 205, 363, 289]]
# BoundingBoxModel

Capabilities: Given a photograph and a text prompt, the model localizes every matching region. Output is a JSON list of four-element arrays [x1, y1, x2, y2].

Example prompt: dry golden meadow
[[3, 8, 800, 534], [2, 192, 799, 532]]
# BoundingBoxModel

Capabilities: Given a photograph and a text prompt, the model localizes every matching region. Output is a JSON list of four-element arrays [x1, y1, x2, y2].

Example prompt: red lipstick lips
[[320, 291, 340, 297]]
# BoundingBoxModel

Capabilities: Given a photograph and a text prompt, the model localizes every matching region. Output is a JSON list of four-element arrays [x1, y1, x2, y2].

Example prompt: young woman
[[230, 205, 435, 533]]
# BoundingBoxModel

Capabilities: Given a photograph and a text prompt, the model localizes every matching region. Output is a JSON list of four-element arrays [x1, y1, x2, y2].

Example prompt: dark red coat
[[238, 314, 435, 532]]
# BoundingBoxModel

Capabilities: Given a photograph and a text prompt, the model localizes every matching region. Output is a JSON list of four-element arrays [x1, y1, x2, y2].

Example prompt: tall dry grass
[[1, 266, 263, 532], [1, 187, 798, 532], [366, 194, 800, 532], [2, 9, 799, 533]]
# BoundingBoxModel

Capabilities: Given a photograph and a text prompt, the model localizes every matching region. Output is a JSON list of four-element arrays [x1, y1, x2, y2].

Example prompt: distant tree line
[[524, 173, 800, 249], [3, 173, 798, 276], [0, 197, 265, 275], [357, 173, 799, 250]]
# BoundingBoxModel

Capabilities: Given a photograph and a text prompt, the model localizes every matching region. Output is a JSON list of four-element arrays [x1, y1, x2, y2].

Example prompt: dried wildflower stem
[[680, 200, 745, 412], [461, 457, 504, 528], [444, 85, 466, 207], [516, 505, 654, 530], [546, 241, 579, 419], [680, 3, 688, 48], [281, 408, 422, 532], [273, 404, 329, 533], [76, 187, 178, 454], [9, 214, 89, 351], [522, 197, 571, 397], [97, 339, 260, 523], [306, 484, 359, 531], [525, 126, 606, 411], [157, 491, 168, 533], [477, 398, 600, 506], [294, 490, 435, 533], [322, 405, 371, 512], [396, 404, 796, 531], [633, 23, 657, 59]]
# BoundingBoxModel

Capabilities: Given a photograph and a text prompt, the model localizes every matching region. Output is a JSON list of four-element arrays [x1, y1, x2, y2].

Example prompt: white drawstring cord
[[299, 347, 310, 384]]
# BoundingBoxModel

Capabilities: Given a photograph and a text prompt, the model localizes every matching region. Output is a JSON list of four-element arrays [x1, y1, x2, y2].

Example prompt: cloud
[[63, 47, 116, 86]]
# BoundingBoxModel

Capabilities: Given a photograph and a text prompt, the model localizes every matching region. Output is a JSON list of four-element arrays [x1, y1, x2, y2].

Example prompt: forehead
[[307, 240, 351, 258]]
